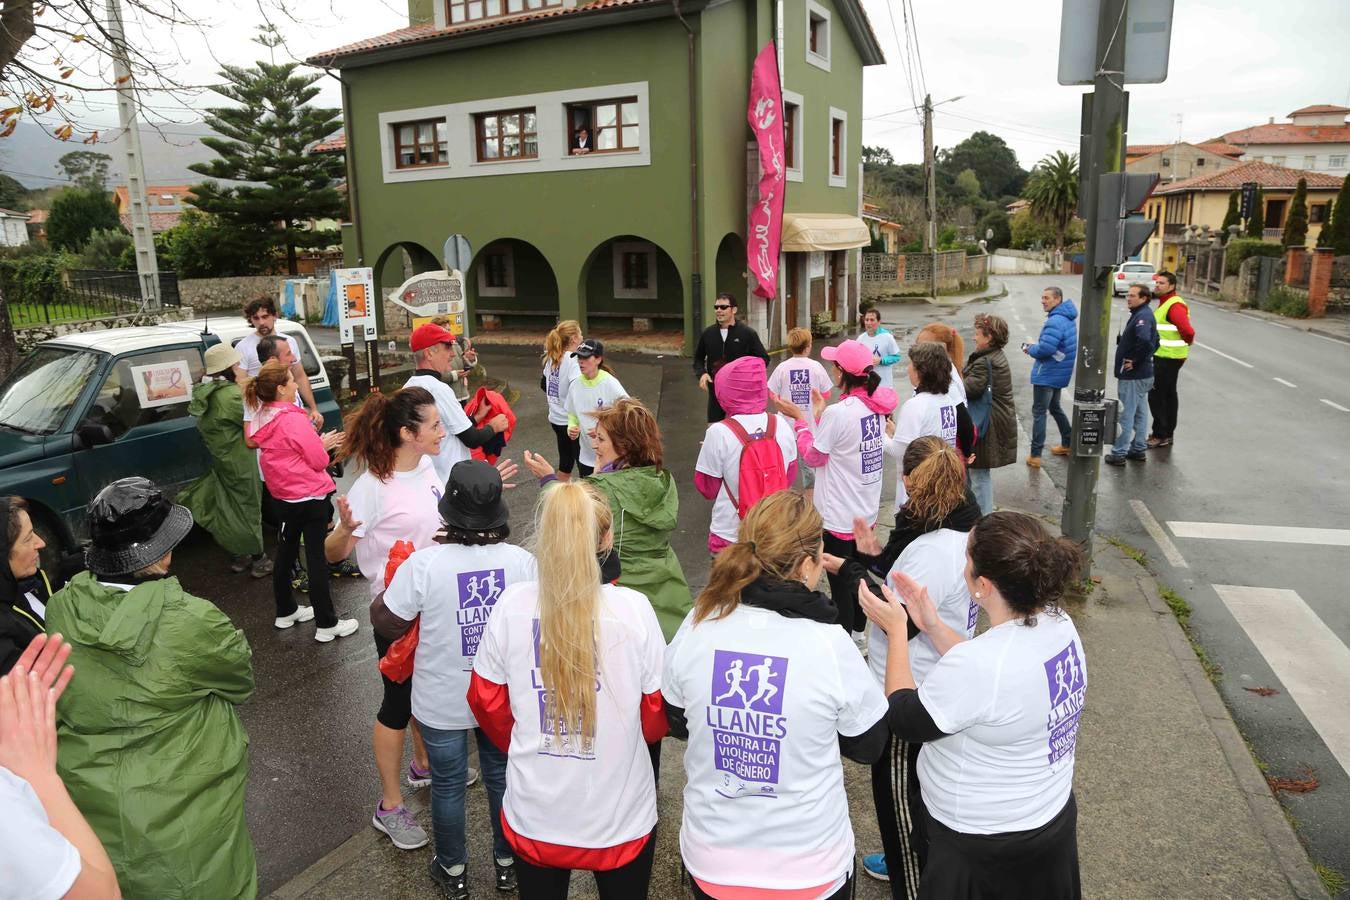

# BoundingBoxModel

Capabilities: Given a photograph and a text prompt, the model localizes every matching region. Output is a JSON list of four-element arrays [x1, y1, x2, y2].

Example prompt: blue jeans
[[418, 723, 511, 869], [1112, 377, 1154, 456], [1031, 385, 1071, 456], [969, 468, 993, 515]]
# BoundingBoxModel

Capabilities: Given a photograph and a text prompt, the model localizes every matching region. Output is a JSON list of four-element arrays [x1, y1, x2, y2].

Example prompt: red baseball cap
[[821, 339, 874, 376], [410, 323, 456, 352]]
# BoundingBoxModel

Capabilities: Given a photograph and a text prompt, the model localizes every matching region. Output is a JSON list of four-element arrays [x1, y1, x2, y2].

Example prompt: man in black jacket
[[1106, 282, 1160, 466], [692, 292, 769, 422]]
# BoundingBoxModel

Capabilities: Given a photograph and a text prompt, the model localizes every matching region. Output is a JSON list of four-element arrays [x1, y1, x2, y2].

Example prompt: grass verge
[[1157, 584, 1222, 684], [1315, 863, 1345, 896]]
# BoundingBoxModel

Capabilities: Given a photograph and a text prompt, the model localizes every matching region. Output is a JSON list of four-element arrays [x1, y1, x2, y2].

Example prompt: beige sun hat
[[204, 342, 243, 376]]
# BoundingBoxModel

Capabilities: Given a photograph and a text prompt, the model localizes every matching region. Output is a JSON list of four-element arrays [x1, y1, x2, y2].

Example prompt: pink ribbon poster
[[747, 42, 785, 300]]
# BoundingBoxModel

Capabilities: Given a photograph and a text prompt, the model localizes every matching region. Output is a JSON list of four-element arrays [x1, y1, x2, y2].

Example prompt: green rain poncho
[[589, 465, 692, 639], [46, 572, 257, 899], [178, 379, 263, 556]]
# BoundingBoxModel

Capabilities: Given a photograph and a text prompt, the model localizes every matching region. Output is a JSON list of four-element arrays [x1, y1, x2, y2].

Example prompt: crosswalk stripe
[[1129, 500, 1188, 568], [1321, 399, 1349, 412], [1214, 585, 1350, 778], [1168, 521, 1350, 546]]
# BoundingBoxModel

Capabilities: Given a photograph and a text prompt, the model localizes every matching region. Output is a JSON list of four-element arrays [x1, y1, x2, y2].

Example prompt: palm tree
[[1023, 151, 1080, 251]]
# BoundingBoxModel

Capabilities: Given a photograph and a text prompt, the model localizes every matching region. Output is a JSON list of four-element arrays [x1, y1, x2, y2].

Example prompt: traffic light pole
[[1061, 0, 1128, 570]]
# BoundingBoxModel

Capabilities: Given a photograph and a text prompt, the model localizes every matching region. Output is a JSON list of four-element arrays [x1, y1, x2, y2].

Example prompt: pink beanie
[[714, 356, 769, 416]]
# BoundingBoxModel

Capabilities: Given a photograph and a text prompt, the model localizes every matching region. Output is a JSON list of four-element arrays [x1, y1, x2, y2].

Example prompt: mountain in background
[[0, 119, 223, 191]]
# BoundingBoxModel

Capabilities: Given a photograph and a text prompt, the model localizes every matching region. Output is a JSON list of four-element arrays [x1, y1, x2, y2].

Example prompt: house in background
[[23, 208, 47, 242], [1125, 141, 1243, 182], [113, 184, 194, 233], [1216, 105, 1350, 176], [862, 201, 904, 253], [1142, 160, 1343, 271], [0, 208, 30, 247], [307, 0, 884, 351]]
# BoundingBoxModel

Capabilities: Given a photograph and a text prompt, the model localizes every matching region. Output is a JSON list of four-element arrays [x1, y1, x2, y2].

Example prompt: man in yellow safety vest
[[1148, 271, 1195, 448]]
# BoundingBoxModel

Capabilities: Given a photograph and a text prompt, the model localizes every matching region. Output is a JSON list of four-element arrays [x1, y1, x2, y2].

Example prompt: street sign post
[[443, 234, 472, 273], [1058, 0, 1175, 85], [1241, 182, 1259, 220], [334, 267, 377, 344]]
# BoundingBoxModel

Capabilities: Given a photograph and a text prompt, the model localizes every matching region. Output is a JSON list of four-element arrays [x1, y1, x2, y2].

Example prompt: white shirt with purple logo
[[345, 455, 444, 599], [868, 528, 976, 689], [917, 611, 1087, 834], [384, 542, 537, 730], [663, 605, 888, 890], [887, 390, 959, 511], [695, 411, 798, 543], [767, 357, 832, 419], [543, 354, 581, 427], [810, 395, 888, 534]]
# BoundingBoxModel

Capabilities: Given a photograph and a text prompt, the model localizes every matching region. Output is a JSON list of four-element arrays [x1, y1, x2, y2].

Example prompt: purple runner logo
[[456, 569, 504, 658], [966, 598, 979, 633], [860, 414, 883, 478], [529, 619, 597, 759], [707, 650, 788, 799], [546, 366, 560, 400], [788, 368, 811, 407], [939, 404, 958, 444], [1043, 640, 1086, 768]]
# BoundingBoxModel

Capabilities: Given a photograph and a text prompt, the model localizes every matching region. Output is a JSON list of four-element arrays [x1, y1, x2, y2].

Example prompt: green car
[[0, 319, 342, 565]]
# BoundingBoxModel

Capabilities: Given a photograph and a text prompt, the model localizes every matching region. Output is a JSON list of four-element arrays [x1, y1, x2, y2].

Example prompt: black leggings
[[515, 830, 656, 899], [551, 422, 580, 474], [871, 735, 927, 900], [374, 635, 413, 730], [690, 869, 855, 899], [822, 532, 860, 633], [273, 496, 336, 628]]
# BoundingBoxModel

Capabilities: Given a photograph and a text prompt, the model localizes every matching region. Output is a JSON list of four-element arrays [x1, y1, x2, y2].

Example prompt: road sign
[[390, 270, 470, 337], [443, 234, 472, 272], [333, 267, 377, 345], [1058, 0, 1174, 85]]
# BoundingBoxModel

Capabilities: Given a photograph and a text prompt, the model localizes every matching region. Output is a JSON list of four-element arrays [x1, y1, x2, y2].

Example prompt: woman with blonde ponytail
[[541, 320, 584, 480], [663, 491, 888, 900], [469, 481, 668, 898]]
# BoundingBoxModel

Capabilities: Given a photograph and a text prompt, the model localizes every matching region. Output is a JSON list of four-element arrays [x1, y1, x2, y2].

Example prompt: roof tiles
[[1154, 160, 1344, 195]]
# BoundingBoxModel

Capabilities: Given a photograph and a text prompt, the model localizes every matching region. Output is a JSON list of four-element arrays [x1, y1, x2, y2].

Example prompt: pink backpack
[[720, 415, 790, 519]]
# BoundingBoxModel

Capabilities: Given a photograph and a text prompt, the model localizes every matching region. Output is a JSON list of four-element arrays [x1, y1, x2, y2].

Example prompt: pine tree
[[1245, 187, 1266, 239], [1220, 190, 1240, 240], [1282, 178, 1309, 249], [1316, 199, 1335, 248], [188, 41, 344, 276], [1327, 176, 1350, 254]]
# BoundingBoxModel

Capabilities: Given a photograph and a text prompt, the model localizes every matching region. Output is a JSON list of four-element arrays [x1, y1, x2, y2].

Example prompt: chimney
[[1268, 117, 1274, 125]]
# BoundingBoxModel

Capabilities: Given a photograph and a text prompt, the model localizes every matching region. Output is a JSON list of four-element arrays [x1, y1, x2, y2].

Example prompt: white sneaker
[[274, 606, 315, 629], [315, 618, 359, 643], [465, 766, 479, 787]]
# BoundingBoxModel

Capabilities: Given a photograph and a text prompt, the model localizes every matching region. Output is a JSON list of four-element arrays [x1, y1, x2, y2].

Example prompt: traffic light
[[1093, 172, 1160, 266]]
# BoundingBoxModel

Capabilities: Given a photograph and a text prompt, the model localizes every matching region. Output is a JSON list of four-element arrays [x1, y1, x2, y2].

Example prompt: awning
[[781, 213, 871, 252]]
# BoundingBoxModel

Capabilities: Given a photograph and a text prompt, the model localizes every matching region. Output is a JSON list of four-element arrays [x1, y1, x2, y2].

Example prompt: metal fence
[[66, 269, 181, 308], [0, 268, 181, 329]]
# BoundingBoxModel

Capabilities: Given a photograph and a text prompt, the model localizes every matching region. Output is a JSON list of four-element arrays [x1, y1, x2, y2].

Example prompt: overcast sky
[[18, 0, 1350, 174]]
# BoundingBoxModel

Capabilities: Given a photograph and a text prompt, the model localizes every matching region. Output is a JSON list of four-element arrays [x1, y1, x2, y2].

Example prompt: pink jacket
[[252, 402, 335, 500]]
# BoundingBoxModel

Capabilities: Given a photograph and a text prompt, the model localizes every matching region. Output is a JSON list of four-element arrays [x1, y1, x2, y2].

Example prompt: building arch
[[466, 238, 561, 332], [576, 234, 684, 334]]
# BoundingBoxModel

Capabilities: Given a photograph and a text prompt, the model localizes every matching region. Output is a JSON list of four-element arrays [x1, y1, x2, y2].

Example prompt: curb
[[1308, 327, 1350, 344], [1114, 551, 1330, 900]]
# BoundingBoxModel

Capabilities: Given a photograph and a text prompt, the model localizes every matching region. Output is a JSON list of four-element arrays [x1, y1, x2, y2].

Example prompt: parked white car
[[1112, 261, 1157, 296]]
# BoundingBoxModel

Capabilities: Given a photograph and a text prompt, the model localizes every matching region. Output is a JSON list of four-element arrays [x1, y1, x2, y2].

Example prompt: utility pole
[[923, 93, 937, 299], [106, 0, 161, 308], [1061, 0, 1127, 568]]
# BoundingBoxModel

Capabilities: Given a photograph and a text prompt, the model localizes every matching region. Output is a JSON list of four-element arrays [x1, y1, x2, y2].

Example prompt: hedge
[[1224, 239, 1283, 276]]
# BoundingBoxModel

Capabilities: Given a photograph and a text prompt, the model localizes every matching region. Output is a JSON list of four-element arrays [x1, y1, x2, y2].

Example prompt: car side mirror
[[74, 421, 114, 449]]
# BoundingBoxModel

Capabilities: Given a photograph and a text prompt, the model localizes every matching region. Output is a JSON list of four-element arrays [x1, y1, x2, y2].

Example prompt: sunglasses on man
[[714, 304, 732, 311]]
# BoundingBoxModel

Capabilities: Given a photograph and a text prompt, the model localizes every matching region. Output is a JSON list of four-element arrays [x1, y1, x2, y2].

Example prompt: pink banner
[[747, 42, 785, 300]]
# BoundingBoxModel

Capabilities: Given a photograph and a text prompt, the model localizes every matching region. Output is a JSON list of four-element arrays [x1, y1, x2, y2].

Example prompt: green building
[[308, 0, 883, 352]]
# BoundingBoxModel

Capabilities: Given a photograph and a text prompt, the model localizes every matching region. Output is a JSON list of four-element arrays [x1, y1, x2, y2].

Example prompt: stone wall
[[178, 275, 287, 312], [990, 249, 1059, 275], [16, 307, 197, 352]]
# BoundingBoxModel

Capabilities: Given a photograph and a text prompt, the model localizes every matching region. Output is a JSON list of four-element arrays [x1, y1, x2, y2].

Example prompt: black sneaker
[[1126, 450, 1147, 461], [329, 558, 363, 578], [291, 570, 310, 593], [1104, 454, 1126, 467], [494, 858, 517, 893], [428, 859, 469, 900]]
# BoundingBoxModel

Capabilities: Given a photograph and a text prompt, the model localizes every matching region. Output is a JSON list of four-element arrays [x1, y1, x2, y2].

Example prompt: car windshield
[[0, 346, 104, 435]]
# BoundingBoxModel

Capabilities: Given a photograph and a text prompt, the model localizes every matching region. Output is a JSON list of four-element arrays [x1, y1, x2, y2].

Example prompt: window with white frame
[[1331, 154, 1348, 168], [612, 241, 657, 299], [805, 0, 830, 71], [828, 107, 847, 187], [1271, 155, 1285, 167], [1303, 154, 1317, 170], [392, 118, 449, 169], [565, 98, 640, 153], [446, 0, 559, 24], [782, 90, 804, 181], [477, 244, 515, 297]]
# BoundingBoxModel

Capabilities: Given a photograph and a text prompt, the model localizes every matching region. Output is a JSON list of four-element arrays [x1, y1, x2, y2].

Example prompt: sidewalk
[[267, 460, 1322, 899], [868, 276, 1008, 309]]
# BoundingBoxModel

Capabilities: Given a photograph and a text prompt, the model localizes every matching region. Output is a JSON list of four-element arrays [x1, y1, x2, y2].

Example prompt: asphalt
[[157, 301, 1330, 897]]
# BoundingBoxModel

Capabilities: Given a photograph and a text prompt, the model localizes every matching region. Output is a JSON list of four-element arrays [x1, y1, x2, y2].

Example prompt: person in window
[[571, 126, 593, 155]]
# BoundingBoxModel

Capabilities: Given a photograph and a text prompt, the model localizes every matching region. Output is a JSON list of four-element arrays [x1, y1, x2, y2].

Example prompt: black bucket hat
[[84, 477, 194, 578], [439, 460, 509, 532]]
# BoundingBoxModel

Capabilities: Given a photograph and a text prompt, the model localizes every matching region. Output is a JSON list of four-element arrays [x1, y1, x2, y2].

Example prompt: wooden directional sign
[[390, 270, 469, 337]]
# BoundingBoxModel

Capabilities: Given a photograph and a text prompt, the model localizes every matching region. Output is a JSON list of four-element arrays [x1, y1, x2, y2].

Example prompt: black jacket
[[1114, 303, 1159, 380], [692, 321, 769, 379]]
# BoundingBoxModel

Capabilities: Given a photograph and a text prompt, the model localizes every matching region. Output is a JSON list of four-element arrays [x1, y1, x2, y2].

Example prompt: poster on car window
[[334, 267, 378, 344], [130, 360, 192, 408]]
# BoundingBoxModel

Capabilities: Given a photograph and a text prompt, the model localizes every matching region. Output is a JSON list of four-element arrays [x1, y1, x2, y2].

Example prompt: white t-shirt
[[767, 357, 833, 419], [856, 329, 902, 390], [0, 768, 81, 900], [385, 542, 537, 730], [918, 612, 1087, 835], [236, 332, 302, 377], [473, 581, 665, 849], [887, 390, 959, 511], [564, 372, 628, 467], [663, 605, 888, 890], [345, 455, 444, 598], [543, 355, 581, 427], [867, 529, 976, 688], [809, 395, 887, 533], [695, 412, 798, 543], [405, 373, 474, 484], [946, 363, 967, 405]]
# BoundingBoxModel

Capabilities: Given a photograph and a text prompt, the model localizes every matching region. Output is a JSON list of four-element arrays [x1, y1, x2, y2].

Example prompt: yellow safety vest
[[1154, 295, 1190, 359]]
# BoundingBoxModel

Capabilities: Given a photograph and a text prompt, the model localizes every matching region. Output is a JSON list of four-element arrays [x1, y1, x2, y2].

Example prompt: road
[[877, 273, 1350, 884]]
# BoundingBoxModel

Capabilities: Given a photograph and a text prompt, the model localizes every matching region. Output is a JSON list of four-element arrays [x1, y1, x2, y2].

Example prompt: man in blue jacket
[[1022, 286, 1078, 467], [1106, 282, 1160, 466]]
